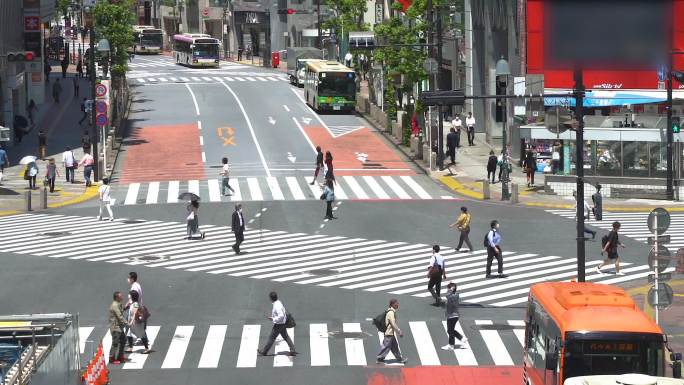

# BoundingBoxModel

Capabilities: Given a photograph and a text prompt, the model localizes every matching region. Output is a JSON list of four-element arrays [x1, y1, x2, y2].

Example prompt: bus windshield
[[319, 72, 355, 97], [563, 334, 664, 380], [141, 32, 162, 47], [193, 43, 218, 58]]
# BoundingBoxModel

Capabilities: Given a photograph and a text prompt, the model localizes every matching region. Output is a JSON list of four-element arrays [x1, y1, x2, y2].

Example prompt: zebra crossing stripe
[[161, 325, 194, 369], [180, 77, 190, 82], [332, 181, 348, 199], [246, 77, 257, 81], [146, 182, 160, 204], [137, 78, 145, 83], [343, 176, 368, 199], [169, 77, 178, 82], [168, 181, 179, 203], [507, 320, 525, 346], [236, 325, 260, 368], [158, 77, 168, 82], [212, 77, 223, 82], [125, 183, 140, 205], [202, 77, 212, 81], [286, 177, 306, 200], [267, 176, 285, 200], [247, 178, 263, 201], [208, 179, 221, 202], [309, 324, 330, 366], [188, 179, 200, 197], [382, 176, 411, 199], [401, 176, 431, 199], [377, 331, 402, 365], [475, 320, 513, 366], [198, 324, 228, 368], [123, 326, 160, 369], [343, 323, 366, 366], [409, 321, 440, 366], [79, 327, 95, 354], [236, 77, 246, 81], [442, 321, 477, 365], [267, 77, 279, 81], [229, 178, 242, 201], [224, 77, 234, 81], [257, 77, 268, 81], [274, 327, 295, 366], [363, 176, 390, 199], [102, 331, 112, 364]]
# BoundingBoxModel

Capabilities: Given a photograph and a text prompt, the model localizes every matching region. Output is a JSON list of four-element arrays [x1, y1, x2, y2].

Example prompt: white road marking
[[343, 323, 366, 366], [125, 183, 140, 205], [102, 331, 112, 364], [79, 327, 95, 354], [236, 324, 260, 368], [289, 88, 335, 137], [442, 320, 478, 365], [381, 176, 411, 199], [475, 320, 513, 365], [309, 323, 330, 366], [409, 321, 440, 365], [245, 77, 257, 81], [161, 325, 194, 369], [137, 78, 145, 83], [377, 331, 402, 365], [283, 105, 290, 112], [247, 177, 263, 201], [229, 178, 242, 201], [273, 327, 295, 366], [362, 176, 390, 199], [197, 120, 202, 130], [208, 179, 221, 202], [342, 176, 368, 199], [291, 117, 317, 153], [198, 324, 227, 368], [158, 77, 168, 82], [286, 177, 306, 200], [123, 325, 160, 369], [201, 152, 206, 163], [146, 182, 160, 204], [223, 76, 234, 81], [202, 77, 212, 81], [400, 176, 432, 199], [199, 135, 204, 145], [188, 180, 200, 197], [184, 84, 200, 116], [508, 320, 526, 346], [167, 181, 179, 203], [266, 176, 285, 200]]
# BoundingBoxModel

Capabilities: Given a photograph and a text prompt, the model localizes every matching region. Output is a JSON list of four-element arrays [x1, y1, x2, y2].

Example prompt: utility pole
[[436, 4, 444, 171], [89, 28, 99, 181], [317, 0, 322, 49], [667, 50, 674, 200], [574, 66, 585, 282], [222, 0, 229, 59]]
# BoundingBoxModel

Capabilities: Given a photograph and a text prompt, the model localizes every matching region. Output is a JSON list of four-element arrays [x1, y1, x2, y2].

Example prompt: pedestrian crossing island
[[79, 319, 525, 370]]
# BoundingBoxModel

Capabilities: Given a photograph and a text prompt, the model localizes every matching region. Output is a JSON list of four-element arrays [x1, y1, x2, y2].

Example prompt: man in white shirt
[[344, 52, 353, 67], [450, 116, 462, 147], [127, 272, 143, 306], [220, 157, 235, 196], [427, 245, 447, 306], [62, 146, 76, 183], [465, 112, 476, 146], [258, 291, 296, 356], [97, 177, 114, 221]]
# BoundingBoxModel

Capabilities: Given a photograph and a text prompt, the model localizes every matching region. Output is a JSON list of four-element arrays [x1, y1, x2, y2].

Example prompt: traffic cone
[[98, 350, 109, 385], [85, 365, 94, 385]]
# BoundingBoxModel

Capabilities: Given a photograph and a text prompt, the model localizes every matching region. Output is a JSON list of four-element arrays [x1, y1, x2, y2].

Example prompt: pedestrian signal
[[7, 51, 35, 62], [277, 8, 295, 14], [673, 117, 681, 134]]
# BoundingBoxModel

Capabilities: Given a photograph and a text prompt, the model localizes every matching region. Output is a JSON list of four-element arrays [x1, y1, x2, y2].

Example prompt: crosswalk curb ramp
[[0, 214, 664, 307], [79, 319, 525, 369]]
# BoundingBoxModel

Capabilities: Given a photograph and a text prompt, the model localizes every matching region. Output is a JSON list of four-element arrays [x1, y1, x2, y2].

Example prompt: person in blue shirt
[[0, 145, 8, 184], [485, 220, 506, 278]]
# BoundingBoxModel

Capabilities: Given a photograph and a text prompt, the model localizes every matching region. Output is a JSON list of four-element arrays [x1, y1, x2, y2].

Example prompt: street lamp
[[495, 56, 511, 200]]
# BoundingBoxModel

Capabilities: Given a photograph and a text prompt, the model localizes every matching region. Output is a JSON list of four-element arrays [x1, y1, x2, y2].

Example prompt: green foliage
[[324, 0, 369, 33], [56, 0, 71, 17], [93, 0, 135, 77]]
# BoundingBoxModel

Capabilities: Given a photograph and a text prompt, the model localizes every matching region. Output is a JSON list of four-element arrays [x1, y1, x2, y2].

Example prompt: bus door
[[544, 337, 560, 385]]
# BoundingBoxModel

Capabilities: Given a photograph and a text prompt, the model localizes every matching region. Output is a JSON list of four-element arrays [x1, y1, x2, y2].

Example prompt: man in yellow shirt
[[450, 206, 473, 252], [376, 299, 408, 364]]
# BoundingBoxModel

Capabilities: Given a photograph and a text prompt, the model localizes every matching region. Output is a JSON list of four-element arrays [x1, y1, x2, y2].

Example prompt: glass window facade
[[560, 140, 668, 178]]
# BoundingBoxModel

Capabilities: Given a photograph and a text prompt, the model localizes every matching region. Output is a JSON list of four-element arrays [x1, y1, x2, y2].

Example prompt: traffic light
[[7, 51, 35, 62], [277, 8, 295, 14], [495, 79, 506, 122], [673, 116, 681, 134]]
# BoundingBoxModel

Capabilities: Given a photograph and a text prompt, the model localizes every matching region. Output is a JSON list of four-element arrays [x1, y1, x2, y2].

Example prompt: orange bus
[[523, 282, 666, 385]]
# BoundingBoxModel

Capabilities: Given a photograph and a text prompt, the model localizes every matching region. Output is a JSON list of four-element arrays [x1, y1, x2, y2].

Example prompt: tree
[[324, 0, 369, 37], [56, 0, 71, 18], [93, 0, 135, 78]]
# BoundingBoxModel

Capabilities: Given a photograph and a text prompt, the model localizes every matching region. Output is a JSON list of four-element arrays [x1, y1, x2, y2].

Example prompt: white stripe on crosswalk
[[332, 181, 348, 199], [475, 320, 513, 365], [343, 176, 368, 199], [246, 77, 257, 81], [310, 324, 330, 366], [235, 77, 246, 81], [401, 176, 431, 199], [286, 177, 306, 200], [442, 320, 477, 365], [363, 176, 390, 199], [180, 77, 190, 82], [377, 331, 402, 365], [146, 182, 160, 204], [137, 78, 145, 83], [158, 77, 168, 82], [213, 77, 223, 82], [102, 331, 112, 364], [191, 77, 201, 82], [79, 327, 95, 354], [381, 176, 411, 199], [167, 181, 179, 203], [507, 320, 525, 346], [125, 183, 140, 205], [229, 178, 242, 201], [202, 77, 212, 81], [274, 327, 295, 366], [123, 326, 160, 369], [198, 324, 227, 368], [343, 323, 366, 366], [247, 178, 263, 201], [409, 321, 440, 365], [188, 180, 200, 197], [161, 325, 194, 369], [307, 181, 322, 199], [267, 77, 279, 81], [267, 177, 285, 200], [148, 77, 157, 82], [208, 179, 221, 202], [257, 77, 268, 81], [236, 325, 260, 368], [169, 77, 178, 82], [224, 77, 234, 81]]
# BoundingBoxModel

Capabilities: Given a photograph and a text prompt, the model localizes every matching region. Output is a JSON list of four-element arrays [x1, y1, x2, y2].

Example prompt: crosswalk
[[79, 318, 525, 369], [128, 60, 246, 69], [133, 75, 289, 84], [113, 175, 448, 205], [0, 214, 660, 307], [546, 209, 684, 250]]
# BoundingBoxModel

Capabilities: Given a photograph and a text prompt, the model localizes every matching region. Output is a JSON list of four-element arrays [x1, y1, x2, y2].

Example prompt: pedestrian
[[61, 56, 68, 78], [427, 245, 447, 306], [465, 112, 476, 146], [484, 220, 506, 278], [78, 150, 94, 187], [592, 184, 603, 221], [0, 144, 8, 185], [73, 76, 79, 97], [27, 99, 36, 124], [52, 78, 62, 103], [220, 157, 235, 196], [450, 115, 462, 147], [310, 146, 324, 185], [524, 151, 537, 187], [38, 129, 47, 160], [45, 158, 60, 193], [376, 299, 408, 364], [186, 199, 205, 239], [79, 100, 89, 125], [487, 150, 497, 184], [81, 130, 91, 153], [573, 191, 596, 240], [324, 151, 335, 184], [26, 162, 38, 190], [127, 272, 143, 306], [446, 127, 458, 165], [108, 291, 127, 364], [76, 60, 83, 78], [231, 204, 245, 254], [44, 61, 51, 83], [125, 290, 150, 354], [498, 151, 510, 183], [98, 178, 115, 221], [598, 221, 626, 275], [344, 51, 353, 67], [62, 146, 76, 183], [450, 207, 473, 252], [257, 291, 297, 357], [441, 282, 469, 350], [322, 179, 336, 219], [237, 47, 243, 61]]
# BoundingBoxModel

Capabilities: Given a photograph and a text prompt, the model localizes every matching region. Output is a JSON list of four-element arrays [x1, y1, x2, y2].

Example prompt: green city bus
[[304, 61, 356, 112]]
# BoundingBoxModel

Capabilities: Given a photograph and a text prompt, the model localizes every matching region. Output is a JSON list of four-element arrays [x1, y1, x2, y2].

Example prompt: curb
[[438, 176, 484, 200], [0, 184, 98, 216]]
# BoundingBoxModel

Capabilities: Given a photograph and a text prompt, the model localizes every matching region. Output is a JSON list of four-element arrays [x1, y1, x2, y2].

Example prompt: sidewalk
[[0, 71, 99, 215]]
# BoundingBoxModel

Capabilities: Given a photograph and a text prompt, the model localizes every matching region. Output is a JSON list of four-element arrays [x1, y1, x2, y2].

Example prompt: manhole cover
[[132, 254, 169, 262], [328, 331, 370, 339], [474, 324, 520, 331], [308, 269, 339, 276], [185, 163, 198, 166], [122, 219, 146, 224], [40, 231, 72, 237]]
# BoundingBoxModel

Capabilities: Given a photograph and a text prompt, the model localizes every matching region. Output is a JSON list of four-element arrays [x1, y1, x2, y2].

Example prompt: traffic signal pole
[[90, 28, 99, 181], [574, 66, 586, 282], [667, 50, 674, 200]]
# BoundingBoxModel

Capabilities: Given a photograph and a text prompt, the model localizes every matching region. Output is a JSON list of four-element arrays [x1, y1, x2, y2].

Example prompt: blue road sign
[[96, 101, 107, 114], [658, 64, 667, 82], [96, 113, 108, 127]]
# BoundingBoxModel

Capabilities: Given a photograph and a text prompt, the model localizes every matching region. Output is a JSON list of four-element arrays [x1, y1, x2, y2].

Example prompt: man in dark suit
[[231, 204, 245, 254], [446, 127, 458, 165]]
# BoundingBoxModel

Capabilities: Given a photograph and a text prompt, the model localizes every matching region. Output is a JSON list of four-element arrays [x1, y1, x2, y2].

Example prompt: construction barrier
[[81, 342, 109, 385]]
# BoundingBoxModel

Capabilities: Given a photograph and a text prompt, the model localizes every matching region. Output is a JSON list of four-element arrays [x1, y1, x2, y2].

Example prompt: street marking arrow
[[302, 117, 312, 125], [268, 117, 276, 125], [287, 152, 296, 163], [355, 152, 368, 162], [217, 126, 236, 146]]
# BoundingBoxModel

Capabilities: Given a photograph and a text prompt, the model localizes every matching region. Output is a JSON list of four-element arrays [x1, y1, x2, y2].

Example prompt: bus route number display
[[585, 342, 637, 354]]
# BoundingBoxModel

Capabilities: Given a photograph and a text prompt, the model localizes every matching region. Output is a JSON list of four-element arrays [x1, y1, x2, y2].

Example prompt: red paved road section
[[368, 366, 523, 385], [120, 124, 205, 183], [303, 125, 415, 176]]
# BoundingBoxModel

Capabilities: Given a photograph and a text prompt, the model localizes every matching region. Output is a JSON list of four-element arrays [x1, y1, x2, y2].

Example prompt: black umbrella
[[178, 192, 200, 201]]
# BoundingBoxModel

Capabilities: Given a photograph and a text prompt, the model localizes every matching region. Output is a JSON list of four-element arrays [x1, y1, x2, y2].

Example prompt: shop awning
[[348, 32, 375, 49], [543, 90, 671, 107]]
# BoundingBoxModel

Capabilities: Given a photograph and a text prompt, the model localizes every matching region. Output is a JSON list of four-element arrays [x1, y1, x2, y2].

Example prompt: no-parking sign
[[95, 83, 107, 98]]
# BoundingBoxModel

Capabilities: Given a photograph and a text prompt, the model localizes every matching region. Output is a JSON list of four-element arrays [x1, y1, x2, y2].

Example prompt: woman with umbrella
[[181, 193, 205, 240], [19, 155, 38, 189]]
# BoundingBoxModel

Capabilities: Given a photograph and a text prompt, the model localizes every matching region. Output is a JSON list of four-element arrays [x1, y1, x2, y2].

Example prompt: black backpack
[[483, 230, 492, 247], [372, 310, 389, 332]]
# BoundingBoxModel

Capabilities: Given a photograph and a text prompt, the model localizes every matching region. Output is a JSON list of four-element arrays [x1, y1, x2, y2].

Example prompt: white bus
[[129, 25, 163, 54], [173, 33, 220, 68]]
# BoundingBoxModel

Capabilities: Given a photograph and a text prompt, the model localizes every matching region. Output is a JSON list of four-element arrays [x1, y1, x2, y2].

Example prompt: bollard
[[40, 187, 48, 209], [483, 180, 491, 200], [511, 183, 519, 203], [24, 190, 32, 212]]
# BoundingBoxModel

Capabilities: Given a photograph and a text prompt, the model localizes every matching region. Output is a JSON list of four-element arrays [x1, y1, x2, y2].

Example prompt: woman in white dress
[[125, 290, 150, 354]]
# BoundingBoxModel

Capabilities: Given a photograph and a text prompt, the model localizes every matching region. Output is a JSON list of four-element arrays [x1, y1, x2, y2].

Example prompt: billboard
[[527, 0, 684, 90]]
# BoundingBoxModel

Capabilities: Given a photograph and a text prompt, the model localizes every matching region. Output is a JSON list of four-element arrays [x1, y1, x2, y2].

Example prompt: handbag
[[135, 305, 151, 322], [187, 211, 195, 221], [427, 263, 442, 278], [43, 177, 49, 187], [285, 312, 296, 328]]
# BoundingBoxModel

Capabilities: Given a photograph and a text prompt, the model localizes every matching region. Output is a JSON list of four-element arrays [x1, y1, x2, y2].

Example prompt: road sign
[[420, 90, 465, 106], [648, 207, 670, 235], [648, 246, 671, 273], [96, 113, 108, 127], [95, 83, 107, 98], [95, 101, 107, 114], [647, 283, 674, 309], [658, 64, 666, 82], [647, 235, 671, 245], [648, 272, 672, 283], [202, 7, 209, 17]]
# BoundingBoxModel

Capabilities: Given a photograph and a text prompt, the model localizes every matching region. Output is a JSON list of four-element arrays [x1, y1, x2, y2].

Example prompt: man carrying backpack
[[598, 221, 625, 275], [484, 220, 507, 278], [375, 299, 407, 364]]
